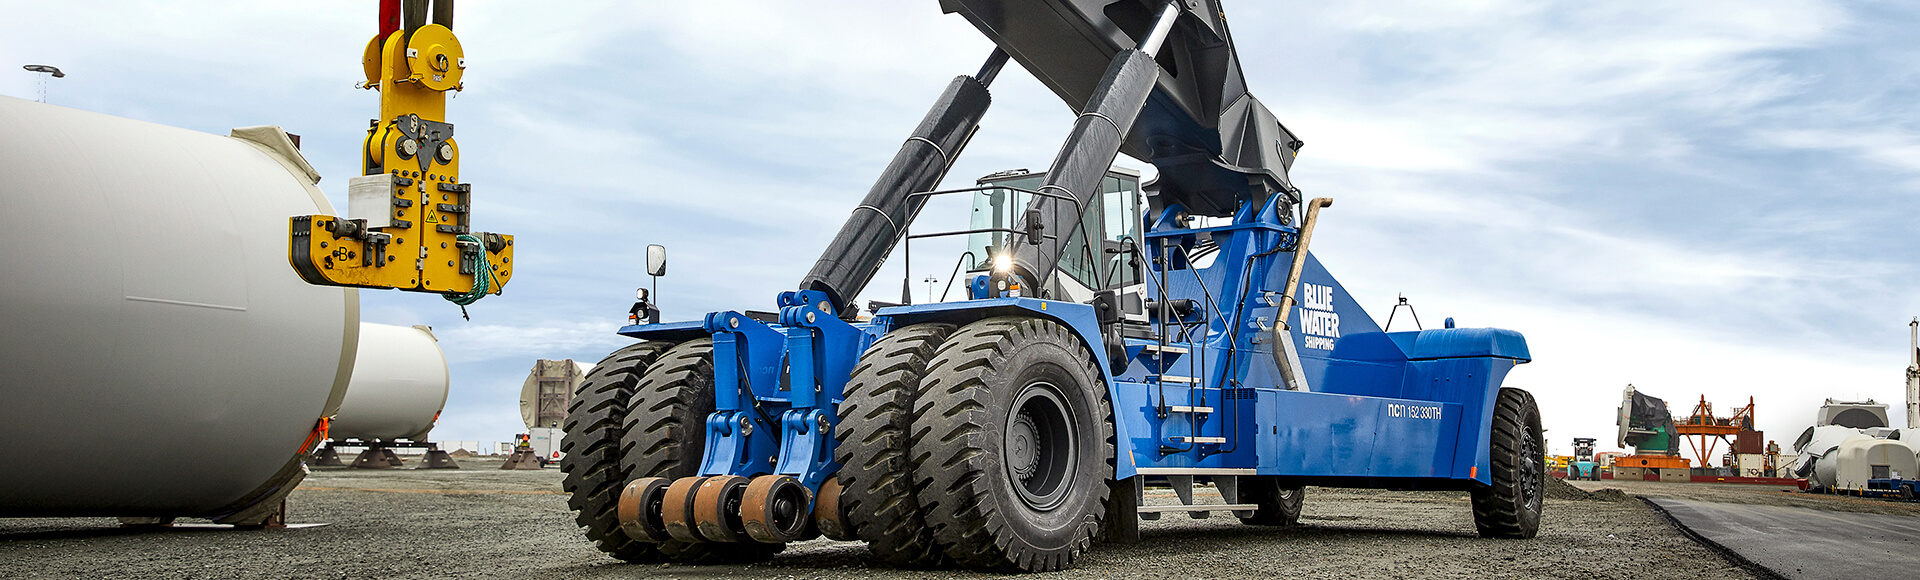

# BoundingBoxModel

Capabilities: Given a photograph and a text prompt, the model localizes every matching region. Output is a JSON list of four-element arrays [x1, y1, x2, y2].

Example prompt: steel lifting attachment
[[289, 0, 514, 305]]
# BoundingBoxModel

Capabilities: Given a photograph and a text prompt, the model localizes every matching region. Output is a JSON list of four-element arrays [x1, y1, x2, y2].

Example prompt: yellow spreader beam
[[290, 15, 512, 297]]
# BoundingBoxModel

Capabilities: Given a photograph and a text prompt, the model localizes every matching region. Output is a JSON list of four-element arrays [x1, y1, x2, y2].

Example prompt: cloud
[[7, 1, 1917, 453]]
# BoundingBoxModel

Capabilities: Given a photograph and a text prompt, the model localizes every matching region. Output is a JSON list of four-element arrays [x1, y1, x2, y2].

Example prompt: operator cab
[[965, 167, 1145, 308]]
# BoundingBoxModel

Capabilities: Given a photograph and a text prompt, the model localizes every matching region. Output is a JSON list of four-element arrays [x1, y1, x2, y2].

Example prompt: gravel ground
[[0, 460, 1758, 579]]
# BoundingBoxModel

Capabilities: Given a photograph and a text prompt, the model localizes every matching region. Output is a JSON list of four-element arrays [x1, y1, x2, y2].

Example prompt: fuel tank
[[329, 323, 448, 442], [0, 96, 358, 520]]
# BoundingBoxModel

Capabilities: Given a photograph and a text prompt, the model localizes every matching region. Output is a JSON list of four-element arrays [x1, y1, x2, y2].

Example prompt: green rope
[[444, 234, 494, 317]]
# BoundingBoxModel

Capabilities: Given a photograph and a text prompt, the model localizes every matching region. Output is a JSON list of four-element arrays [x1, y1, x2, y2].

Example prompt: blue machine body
[[1569, 461, 1599, 479], [619, 191, 1530, 498]]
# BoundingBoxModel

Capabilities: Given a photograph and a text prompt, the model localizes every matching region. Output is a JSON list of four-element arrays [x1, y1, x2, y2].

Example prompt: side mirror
[[646, 244, 667, 277]]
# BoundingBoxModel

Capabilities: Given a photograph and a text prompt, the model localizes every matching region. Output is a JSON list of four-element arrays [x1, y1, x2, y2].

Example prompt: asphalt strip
[[1645, 497, 1920, 580]]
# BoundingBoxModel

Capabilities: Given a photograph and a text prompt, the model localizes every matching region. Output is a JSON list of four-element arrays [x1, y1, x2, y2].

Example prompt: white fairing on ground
[[1834, 436, 1919, 490], [520, 360, 593, 430], [329, 323, 449, 441], [1790, 425, 1861, 489], [0, 96, 357, 518]]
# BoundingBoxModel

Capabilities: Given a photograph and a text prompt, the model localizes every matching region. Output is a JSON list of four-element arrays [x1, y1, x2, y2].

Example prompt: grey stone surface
[[0, 461, 1754, 579]]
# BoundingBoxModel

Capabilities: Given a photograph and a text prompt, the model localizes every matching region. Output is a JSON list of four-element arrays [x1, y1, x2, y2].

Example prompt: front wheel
[[1471, 387, 1544, 538], [560, 341, 674, 563], [910, 317, 1112, 573]]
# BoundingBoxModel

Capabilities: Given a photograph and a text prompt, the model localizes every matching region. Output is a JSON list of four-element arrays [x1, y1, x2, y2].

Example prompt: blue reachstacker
[[560, 0, 1544, 572]]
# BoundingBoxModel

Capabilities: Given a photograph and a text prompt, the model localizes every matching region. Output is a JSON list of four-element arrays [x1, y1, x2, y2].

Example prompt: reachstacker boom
[[288, 0, 513, 307], [562, 1, 1542, 572]]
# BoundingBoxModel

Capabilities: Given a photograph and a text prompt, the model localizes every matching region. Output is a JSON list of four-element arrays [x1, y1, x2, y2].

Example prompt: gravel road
[[0, 459, 1757, 579]]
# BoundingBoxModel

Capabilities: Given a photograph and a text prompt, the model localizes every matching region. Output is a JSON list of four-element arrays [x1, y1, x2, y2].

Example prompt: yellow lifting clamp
[[290, 3, 513, 303]]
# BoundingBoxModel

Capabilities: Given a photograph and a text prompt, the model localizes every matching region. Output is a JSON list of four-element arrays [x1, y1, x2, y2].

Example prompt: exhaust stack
[[1907, 317, 1917, 428]]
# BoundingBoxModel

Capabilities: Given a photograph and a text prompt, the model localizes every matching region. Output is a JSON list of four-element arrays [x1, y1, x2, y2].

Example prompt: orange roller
[[693, 475, 751, 542], [617, 477, 672, 543], [661, 476, 710, 543], [812, 478, 855, 541], [742, 475, 812, 543]]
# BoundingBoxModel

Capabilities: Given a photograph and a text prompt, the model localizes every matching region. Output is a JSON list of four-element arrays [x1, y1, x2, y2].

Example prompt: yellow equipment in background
[[290, 0, 512, 303]]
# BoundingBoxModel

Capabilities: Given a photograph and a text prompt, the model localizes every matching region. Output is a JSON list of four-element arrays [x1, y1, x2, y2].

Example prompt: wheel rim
[[1005, 381, 1077, 511], [768, 482, 805, 535], [642, 482, 670, 538]]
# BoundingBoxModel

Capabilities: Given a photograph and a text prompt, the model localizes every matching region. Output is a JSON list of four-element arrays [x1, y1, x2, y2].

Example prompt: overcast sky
[[5, 1, 1916, 459]]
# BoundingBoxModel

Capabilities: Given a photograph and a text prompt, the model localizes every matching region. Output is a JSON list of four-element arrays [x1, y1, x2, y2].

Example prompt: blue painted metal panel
[[1402, 328, 1532, 362], [1255, 390, 1455, 478], [616, 319, 708, 342]]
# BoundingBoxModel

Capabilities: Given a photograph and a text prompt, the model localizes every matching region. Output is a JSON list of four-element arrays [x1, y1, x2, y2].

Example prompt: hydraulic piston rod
[[1003, 2, 1182, 293], [799, 50, 1008, 314]]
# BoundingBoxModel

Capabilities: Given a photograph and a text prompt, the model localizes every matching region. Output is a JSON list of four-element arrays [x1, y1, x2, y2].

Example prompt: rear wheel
[[620, 338, 782, 563], [560, 341, 673, 562], [1238, 477, 1304, 526], [911, 317, 1112, 572], [1472, 387, 1544, 539], [835, 323, 955, 567]]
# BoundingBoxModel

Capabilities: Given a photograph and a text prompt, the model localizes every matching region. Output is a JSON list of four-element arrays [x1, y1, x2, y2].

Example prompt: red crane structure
[[1675, 395, 1756, 468]]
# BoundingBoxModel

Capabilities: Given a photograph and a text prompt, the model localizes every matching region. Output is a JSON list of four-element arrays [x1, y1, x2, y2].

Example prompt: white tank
[[329, 323, 448, 442], [0, 96, 358, 521], [1833, 435, 1918, 491], [520, 359, 593, 430]]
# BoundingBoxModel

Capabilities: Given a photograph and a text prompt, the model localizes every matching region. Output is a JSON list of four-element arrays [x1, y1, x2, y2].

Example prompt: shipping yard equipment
[[501, 434, 545, 470], [1614, 385, 1692, 478], [287, 0, 515, 308], [1568, 438, 1601, 481], [561, 0, 1540, 572], [1675, 395, 1756, 470]]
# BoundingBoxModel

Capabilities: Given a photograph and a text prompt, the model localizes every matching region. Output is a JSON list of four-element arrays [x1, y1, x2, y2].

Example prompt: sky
[[4, 0, 1916, 459]]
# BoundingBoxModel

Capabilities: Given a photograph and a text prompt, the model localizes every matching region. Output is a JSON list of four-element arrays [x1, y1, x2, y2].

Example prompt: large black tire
[[1472, 387, 1544, 539], [1238, 477, 1304, 526], [561, 341, 674, 562], [835, 323, 955, 567], [910, 317, 1113, 572], [619, 338, 782, 564]]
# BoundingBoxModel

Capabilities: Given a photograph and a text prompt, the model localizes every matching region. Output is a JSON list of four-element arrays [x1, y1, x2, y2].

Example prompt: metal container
[[1817, 399, 1889, 429], [519, 359, 592, 430], [329, 323, 448, 442], [0, 96, 357, 521]]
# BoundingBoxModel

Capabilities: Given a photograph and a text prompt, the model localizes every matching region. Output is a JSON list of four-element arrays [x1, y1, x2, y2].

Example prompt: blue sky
[[5, 1, 1915, 458]]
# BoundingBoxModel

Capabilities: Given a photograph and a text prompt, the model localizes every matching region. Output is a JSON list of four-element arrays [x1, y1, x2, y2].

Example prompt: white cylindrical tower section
[[330, 323, 449, 441], [0, 96, 358, 519]]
